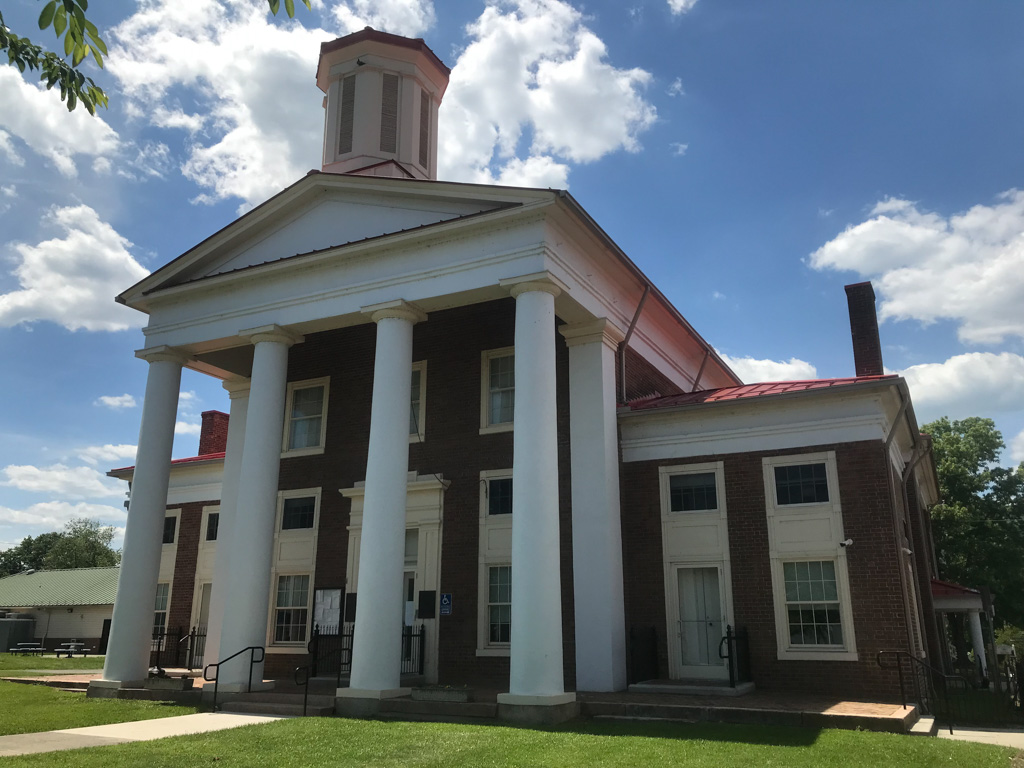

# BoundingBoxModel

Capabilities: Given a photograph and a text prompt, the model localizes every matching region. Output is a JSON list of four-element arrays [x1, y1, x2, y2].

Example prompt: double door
[[672, 565, 728, 680]]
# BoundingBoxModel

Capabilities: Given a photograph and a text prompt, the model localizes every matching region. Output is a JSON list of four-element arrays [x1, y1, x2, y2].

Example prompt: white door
[[674, 566, 728, 680], [196, 582, 212, 630]]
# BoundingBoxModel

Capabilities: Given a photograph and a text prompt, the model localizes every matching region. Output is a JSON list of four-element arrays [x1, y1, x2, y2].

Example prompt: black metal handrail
[[203, 645, 265, 712], [877, 650, 966, 734], [294, 639, 350, 716], [718, 625, 751, 688]]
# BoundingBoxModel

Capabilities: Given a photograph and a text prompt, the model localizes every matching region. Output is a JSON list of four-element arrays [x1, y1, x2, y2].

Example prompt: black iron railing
[[178, 626, 207, 670], [150, 627, 183, 669], [203, 645, 265, 712], [718, 625, 751, 688]]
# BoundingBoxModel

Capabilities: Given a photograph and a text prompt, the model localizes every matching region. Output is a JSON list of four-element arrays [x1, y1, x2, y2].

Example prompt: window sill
[[476, 647, 511, 657], [281, 446, 325, 459], [266, 645, 308, 654], [777, 648, 858, 662], [479, 423, 514, 436], [409, 433, 425, 444]]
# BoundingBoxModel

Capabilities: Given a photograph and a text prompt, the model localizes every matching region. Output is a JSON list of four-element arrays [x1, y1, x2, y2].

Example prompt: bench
[[8, 644, 45, 656]]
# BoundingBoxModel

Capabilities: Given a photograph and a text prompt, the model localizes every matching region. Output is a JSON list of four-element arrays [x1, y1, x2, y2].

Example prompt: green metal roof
[[0, 567, 119, 608]]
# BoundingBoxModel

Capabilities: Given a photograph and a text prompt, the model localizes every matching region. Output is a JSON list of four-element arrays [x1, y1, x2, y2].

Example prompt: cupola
[[316, 28, 450, 180]]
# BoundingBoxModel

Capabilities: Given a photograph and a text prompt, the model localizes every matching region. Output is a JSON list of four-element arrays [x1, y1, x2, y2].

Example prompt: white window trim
[[275, 487, 322, 536], [162, 508, 181, 546], [658, 461, 726, 518], [200, 506, 220, 549], [267, 488, 320, 648], [479, 347, 515, 435], [268, 572, 313, 648], [763, 451, 858, 661], [282, 377, 330, 457], [409, 360, 427, 444], [153, 581, 172, 648], [477, 468, 513, 656]]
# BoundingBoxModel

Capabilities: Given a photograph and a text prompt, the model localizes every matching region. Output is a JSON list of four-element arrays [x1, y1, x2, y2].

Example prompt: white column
[[560, 319, 628, 692], [498, 274, 574, 705], [101, 347, 185, 686], [344, 300, 426, 697], [968, 610, 989, 679], [203, 377, 250, 667], [216, 326, 300, 689]]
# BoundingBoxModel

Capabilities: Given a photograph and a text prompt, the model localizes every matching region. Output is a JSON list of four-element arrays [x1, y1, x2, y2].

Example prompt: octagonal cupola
[[316, 28, 450, 180]]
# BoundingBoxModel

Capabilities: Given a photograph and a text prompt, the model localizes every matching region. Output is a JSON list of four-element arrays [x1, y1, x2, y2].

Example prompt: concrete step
[[222, 701, 334, 717], [379, 698, 498, 721], [229, 692, 334, 707], [908, 715, 938, 736]]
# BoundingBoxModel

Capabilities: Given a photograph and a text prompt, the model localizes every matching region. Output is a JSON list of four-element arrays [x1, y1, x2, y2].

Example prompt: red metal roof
[[931, 578, 980, 598], [626, 375, 898, 411], [110, 452, 225, 475]]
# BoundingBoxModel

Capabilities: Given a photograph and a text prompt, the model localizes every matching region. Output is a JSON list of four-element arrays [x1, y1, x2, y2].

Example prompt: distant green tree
[[925, 416, 1024, 626], [0, 519, 119, 575], [1, 0, 310, 114]]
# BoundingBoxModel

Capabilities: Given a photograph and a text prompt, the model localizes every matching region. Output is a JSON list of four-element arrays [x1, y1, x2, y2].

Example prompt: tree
[[0, 518, 119, 575], [925, 416, 1024, 627], [1, 0, 309, 114]]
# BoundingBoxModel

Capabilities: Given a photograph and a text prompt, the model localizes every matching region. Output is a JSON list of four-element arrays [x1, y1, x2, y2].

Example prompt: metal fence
[[149, 626, 207, 670], [308, 623, 425, 679]]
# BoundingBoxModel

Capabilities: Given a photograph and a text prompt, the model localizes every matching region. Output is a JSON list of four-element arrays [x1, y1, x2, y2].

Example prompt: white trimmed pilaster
[[203, 377, 250, 667], [498, 274, 572, 704], [216, 326, 301, 689], [101, 346, 186, 686], [560, 319, 628, 691], [347, 300, 426, 696]]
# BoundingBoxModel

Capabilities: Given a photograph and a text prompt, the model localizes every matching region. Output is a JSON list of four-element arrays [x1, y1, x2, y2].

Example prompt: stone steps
[[378, 698, 498, 722], [222, 700, 334, 717]]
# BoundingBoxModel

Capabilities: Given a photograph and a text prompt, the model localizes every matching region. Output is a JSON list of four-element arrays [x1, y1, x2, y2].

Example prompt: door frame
[[665, 559, 735, 680]]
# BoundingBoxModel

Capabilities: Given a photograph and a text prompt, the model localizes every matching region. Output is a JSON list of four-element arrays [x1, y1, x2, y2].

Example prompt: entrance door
[[675, 566, 727, 679], [196, 582, 212, 630]]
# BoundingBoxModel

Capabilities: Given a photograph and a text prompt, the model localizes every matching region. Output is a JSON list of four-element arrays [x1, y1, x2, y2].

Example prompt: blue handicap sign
[[440, 593, 453, 616]]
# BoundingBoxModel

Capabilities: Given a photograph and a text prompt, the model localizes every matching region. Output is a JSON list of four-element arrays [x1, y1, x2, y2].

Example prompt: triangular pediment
[[121, 173, 553, 306]]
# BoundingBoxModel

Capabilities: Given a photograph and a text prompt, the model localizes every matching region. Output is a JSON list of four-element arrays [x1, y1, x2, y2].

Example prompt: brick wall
[[844, 282, 884, 377], [620, 440, 911, 701], [621, 347, 684, 403], [198, 411, 229, 455]]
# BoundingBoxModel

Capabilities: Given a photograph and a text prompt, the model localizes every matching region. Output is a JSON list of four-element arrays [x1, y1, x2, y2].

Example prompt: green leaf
[[85, 28, 107, 55], [72, 7, 86, 38], [62, 0, 74, 14], [268, 0, 280, 15], [72, 43, 87, 67], [38, 2, 57, 31], [301, 0, 311, 9], [84, 19, 98, 36], [63, 27, 75, 55], [67, 88, 77, 111], [91, 46, 103, 69], [79, 0, 88, 11], [54, 7, 67, 37], [285, 0, 295, 17]]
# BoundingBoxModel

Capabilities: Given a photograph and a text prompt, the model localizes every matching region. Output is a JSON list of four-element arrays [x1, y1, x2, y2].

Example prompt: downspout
[[618, 285, 650, 404]]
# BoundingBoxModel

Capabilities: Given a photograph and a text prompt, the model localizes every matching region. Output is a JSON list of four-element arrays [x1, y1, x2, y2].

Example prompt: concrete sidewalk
[[0, 712, 283, 757], [939, 726, 1024, 750]]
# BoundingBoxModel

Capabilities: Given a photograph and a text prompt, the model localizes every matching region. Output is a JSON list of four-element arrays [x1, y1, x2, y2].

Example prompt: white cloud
[[717, 352, 818, 384], [670, 142, 688, 157], [0, 130, 25, 166], [0, 205, 150, 331], [175, 421, 202, 436], [896, 352, 1024, 423], [95, 394, 137, 410], [439, 0, 657, 185], [76, 444, 139, 467], [1010, 429, 1024, 465], [810, 190, 1024, 345], [109, 0, 330, 211], [1, 464, 125, 500], [178, 391, 198, 403], [711, 290, 725, 300], [333, 0, 436, 37], [0, 67, 119, 177], [0, 501, 126, 529], [668, 0, 699, 14], [1, 185, 14, 198], [666, 77, 684, 97]]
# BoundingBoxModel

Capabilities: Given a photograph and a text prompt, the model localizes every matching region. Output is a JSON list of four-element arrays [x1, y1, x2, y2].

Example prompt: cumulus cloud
[[0, 67, 119, 177], [716, 352, 818, 384], [333, 0, 436, 36], [1010, 429, 1024, 465], [0, 129, 25, 166], [668, 0, 699, 13], [0, 205, 150, 331], [1, 464, 125, 500], [95, 394, 137, 410], [0, 501, 126, 529], [175, 421, 202, 436], [76, 444, 139, 467], [666, 77, 684, 97], [896, 352, 1024, 423], [438, 0, 657, 186], [670, 142, 688, 157], [810, 190, 1024, 345]]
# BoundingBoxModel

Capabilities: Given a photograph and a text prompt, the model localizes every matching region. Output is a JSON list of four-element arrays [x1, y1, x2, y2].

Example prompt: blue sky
[[1, 0, 1022, 552]]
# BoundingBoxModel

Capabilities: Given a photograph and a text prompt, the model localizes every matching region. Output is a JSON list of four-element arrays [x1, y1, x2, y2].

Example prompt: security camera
[[839, 539, 854, 548], [902, 547, 913, 556]]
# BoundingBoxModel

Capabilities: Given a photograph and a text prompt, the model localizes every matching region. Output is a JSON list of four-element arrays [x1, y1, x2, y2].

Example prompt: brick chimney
[[844, 282, 884, 377], [198, 410, 230, 455]]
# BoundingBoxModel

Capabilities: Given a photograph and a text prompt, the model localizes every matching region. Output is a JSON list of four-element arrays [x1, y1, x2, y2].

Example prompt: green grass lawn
[[0, 654, 106, 672], [0, 716, 1015, 767], [0, 680, 195, 737]]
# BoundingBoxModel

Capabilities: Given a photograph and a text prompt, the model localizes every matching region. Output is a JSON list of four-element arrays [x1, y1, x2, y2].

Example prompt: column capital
[[239, 324, 303, 346], [361, 299, 428, 325], [559, 319, 626, 350], [500, 271, 568, 300], [134, 345, 189, 365], [222, 377, 251, 399]]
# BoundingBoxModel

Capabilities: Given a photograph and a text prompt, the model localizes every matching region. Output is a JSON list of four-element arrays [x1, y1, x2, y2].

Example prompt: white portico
[[94, 28, 738, 718]]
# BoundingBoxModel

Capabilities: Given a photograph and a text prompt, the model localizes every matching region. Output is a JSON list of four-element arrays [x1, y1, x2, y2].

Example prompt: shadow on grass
[[552, 718, 822, 746]]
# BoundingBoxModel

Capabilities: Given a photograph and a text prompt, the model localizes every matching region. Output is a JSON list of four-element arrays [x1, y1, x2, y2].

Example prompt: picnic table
[[8, 642, 45, 655], [56, 642, 92, 658]]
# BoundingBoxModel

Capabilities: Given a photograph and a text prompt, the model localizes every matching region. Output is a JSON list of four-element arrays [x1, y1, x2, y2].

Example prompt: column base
[[334, 687, 411, 718], [213, 680, 275, 694], [88, 679, 146, 696], [497, 692, 579, 725]]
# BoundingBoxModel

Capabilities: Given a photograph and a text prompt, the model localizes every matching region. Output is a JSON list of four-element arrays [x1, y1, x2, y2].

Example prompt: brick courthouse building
[[96, 29, 943, 718]]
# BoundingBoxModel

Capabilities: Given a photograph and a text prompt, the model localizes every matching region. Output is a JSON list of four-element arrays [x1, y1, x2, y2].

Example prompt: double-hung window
[[283, 378, 329, 455], [153, 583, 170, 638], [478, 470, 513, 654], [782, 560, 843, 647], [480, 348, 515, 433], [274, 574, 310, 643], [487, 565, 512, 644], [410, 362, 427, 442]]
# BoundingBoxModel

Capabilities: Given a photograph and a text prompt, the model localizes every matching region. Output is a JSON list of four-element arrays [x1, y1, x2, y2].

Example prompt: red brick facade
[[198, 411, 230, 455]]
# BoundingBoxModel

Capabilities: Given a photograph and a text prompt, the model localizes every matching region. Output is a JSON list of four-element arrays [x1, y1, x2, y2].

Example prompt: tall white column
[[344, 300, 426, 697], [968, 610, 989, 679], [217, 326, 300, 689], [560, 319, 628, 692], [203, 377, 250, 667], [101, 346, 185, 686], [498, 274, 574, 706]]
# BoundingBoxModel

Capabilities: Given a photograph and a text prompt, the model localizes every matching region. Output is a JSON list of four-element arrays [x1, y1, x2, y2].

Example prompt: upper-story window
[[488, 477, 513, 516], [410, 362, 427, 442], [282, 496, 316, 531], [480, 347, 515, 433], [283, 378, 329, 455], [162, 516, 176, 545], [379, 72, 400, 154], [774, 463, 829, 505], [338, 74, 356, 155], [669, 472, 718, 512], [205, 512, 219, 541]]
